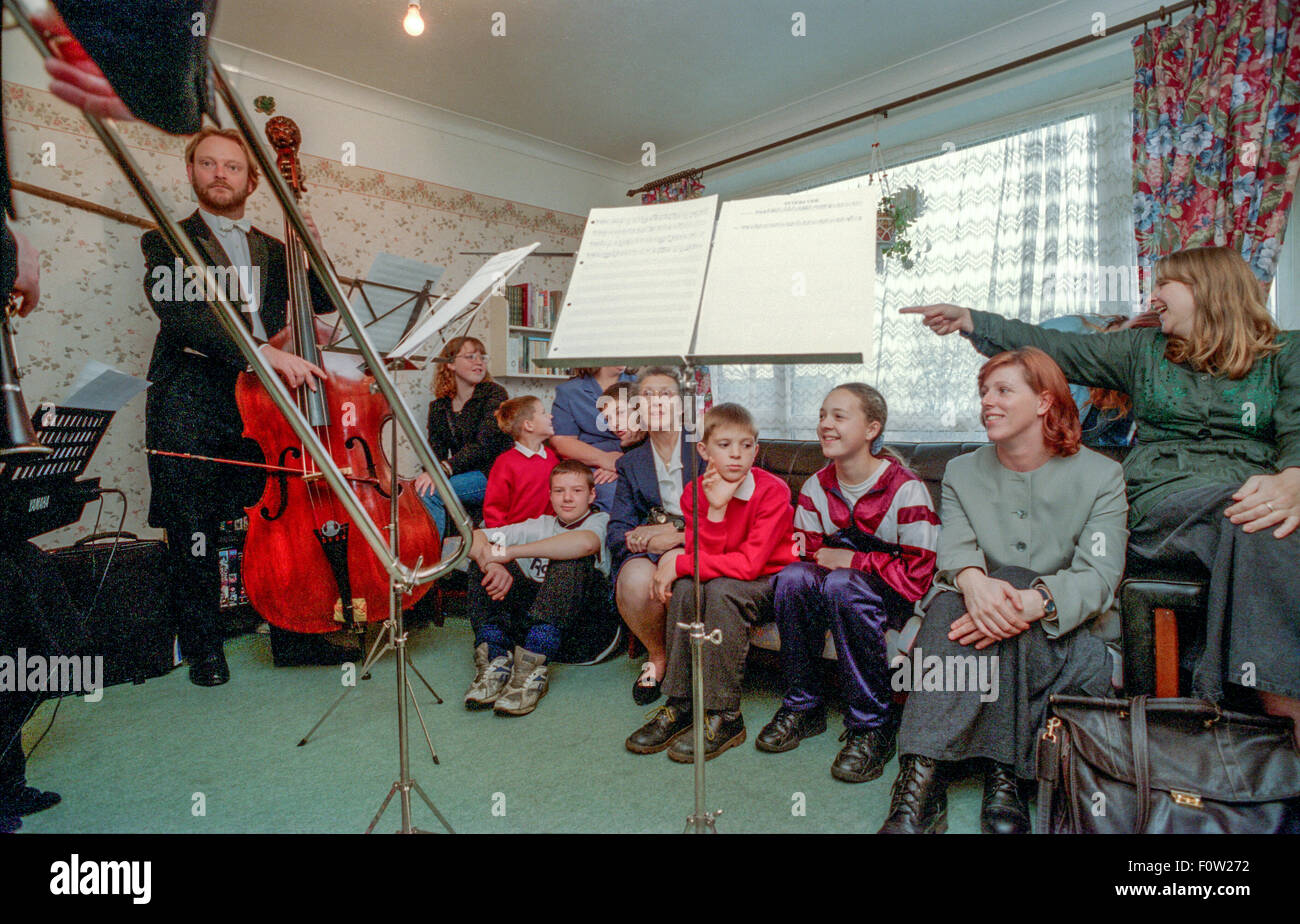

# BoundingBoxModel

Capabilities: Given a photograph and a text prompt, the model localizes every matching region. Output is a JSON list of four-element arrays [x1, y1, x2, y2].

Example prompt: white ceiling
[[213, 0, 1152, 175]]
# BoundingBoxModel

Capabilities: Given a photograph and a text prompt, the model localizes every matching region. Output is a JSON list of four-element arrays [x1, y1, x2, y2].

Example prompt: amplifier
[[48, 532, 178, 687]]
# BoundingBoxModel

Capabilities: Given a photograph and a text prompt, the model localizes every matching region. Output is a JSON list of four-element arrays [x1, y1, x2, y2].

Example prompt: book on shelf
[[507, 282, 533, 327], [548, 289, 563, 328], [506, 283, 523, 326], [535, 289, 551, 330], [506, 333, 524, 374], [525, 335, 550, 375]]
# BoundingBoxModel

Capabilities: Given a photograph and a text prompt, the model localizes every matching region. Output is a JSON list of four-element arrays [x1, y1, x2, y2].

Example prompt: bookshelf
[[485, 284, 571, 379]]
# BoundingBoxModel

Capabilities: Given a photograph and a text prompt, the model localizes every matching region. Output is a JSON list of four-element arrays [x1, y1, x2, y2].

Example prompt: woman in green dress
[[903, 246, 1300, 747]]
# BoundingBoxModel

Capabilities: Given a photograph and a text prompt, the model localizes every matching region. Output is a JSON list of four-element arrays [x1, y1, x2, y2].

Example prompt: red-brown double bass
[[236, 115, 440, 636]]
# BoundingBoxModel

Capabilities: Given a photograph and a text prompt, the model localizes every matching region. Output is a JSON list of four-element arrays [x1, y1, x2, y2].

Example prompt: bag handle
[[73, 530, 139, 547], [1035, 716, 1062, 834], [1131, 694, 1152, 834]]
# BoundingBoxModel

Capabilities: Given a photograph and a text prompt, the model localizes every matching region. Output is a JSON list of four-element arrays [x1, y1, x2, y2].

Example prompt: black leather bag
[[1036, 694, 1300, 834]]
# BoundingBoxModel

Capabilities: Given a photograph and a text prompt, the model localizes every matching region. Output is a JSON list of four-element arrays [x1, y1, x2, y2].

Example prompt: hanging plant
[[877, 185, 925, 270]]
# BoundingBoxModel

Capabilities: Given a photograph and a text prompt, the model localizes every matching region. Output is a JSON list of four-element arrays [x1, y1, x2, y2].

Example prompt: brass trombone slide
[[4, 0, 469, 590]]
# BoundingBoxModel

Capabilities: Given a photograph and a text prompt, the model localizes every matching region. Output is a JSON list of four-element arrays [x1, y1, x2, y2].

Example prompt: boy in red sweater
[[625, 403, 795, 762], [482, 396, 557, 528]]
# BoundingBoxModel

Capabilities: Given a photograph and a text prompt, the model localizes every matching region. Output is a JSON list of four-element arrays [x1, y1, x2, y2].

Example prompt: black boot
[[755, 705, 826, 753], [668, 710, 746, 763], [981, 762, 1030, 834], [877, 754, 948, 834], [625, 698, 693, 754], [831, 723, 897, 783]]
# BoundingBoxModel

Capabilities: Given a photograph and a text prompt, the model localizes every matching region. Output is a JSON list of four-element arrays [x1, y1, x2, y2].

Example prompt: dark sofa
[[753, 439, 1201, 696]]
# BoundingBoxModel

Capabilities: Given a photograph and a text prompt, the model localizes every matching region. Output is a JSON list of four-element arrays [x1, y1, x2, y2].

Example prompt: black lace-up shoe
[[0, 785, 60, 818], [625, 698, 693, 754], [877, 754, 948, 834], [667, 710, 746, 763], [831, 723, 898, 783], [755, 705, 827, 753], [981, 761, 1031, 834]]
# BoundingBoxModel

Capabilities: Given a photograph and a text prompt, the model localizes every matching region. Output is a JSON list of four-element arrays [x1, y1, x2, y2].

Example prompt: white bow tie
[[216, 217, 251, 234]]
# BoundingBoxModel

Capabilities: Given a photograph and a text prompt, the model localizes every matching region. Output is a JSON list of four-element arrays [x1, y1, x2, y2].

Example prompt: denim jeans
[[419, 469, 489, 537]]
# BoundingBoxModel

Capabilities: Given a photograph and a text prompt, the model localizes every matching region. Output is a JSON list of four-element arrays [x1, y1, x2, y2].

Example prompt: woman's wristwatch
[[1034, 581, 1057, 617]]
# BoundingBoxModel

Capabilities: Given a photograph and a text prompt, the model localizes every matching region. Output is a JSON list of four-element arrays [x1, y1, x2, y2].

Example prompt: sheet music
[[61, 360, 150, 412], [333, 252, 444, 354], [692, 186, 874, 364], [389, 243, 539, 360], [545, 197, 718, 363]]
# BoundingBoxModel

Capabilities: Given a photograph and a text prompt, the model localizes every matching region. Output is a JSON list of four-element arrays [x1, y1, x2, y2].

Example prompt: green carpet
[[19, 614, 984, 833]]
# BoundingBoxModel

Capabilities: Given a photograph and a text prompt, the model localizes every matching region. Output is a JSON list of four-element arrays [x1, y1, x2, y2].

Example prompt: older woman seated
[[879, 347, 1127, 834]]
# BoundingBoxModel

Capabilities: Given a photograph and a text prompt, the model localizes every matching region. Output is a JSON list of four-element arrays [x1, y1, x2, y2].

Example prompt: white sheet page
[[692, 187, 875, 364], [545, 196, 718, 365], [390, 243, 539, 360]]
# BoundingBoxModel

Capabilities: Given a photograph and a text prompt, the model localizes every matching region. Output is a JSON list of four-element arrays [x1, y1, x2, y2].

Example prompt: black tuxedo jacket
[[141, 209, 331, 525]]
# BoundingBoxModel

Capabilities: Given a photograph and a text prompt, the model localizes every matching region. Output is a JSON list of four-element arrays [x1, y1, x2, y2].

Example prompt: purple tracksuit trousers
[[774, 561, 902, 731]]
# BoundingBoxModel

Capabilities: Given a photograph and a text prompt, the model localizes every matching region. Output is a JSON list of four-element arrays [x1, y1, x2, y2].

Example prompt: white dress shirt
[[198, 208, 267, 340], [651, 438, 684, 516]]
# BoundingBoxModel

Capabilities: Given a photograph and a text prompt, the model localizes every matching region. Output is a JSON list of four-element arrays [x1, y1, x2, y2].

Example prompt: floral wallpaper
[[3, 81, 582, 546]]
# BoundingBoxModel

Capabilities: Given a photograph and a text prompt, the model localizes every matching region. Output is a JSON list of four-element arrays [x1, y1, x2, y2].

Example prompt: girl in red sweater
[[625, 403, 795, 763]]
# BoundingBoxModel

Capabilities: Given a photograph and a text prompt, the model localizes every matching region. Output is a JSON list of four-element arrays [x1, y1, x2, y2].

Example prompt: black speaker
[[48, 532, 178, 687]]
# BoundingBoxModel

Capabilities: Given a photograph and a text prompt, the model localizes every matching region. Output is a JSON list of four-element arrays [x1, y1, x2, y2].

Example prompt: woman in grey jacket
[[878, 348, 1128, 835]]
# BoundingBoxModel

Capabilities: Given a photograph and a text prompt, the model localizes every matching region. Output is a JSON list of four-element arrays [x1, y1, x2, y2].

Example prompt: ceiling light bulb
[[403, 2, 425, 36]]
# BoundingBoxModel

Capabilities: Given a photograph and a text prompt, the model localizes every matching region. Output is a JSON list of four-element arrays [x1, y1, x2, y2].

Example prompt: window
[[715, 93, 1137, 441]]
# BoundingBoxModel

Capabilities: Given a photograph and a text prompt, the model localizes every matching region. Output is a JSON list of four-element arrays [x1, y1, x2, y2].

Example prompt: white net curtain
[[715, 92, 1138, 442]]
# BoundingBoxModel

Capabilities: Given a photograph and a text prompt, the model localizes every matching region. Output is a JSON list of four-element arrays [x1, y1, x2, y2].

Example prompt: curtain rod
[[627, 0, 1200, 196], [11, 178, 373, 288]]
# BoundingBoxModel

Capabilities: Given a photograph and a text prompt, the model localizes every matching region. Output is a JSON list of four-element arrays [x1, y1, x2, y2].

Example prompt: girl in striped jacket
[[756, 383, 940, 784]]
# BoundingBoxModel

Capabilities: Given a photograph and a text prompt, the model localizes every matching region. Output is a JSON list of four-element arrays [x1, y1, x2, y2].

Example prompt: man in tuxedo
[[142, 126, 332, 686]]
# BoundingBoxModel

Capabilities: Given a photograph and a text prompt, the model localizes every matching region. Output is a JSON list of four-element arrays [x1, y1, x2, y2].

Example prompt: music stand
[[538, 187, 875, 833], [0, 406, 112, 541]]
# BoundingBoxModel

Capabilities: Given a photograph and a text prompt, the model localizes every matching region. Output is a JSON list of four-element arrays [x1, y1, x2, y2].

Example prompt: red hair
[[977, 347, 1081, 457]]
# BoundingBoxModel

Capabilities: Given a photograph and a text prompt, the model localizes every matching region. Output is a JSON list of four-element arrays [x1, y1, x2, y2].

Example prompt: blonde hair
[[433, 336, 492, 400], [184, 127, 260, 190], [494, 396, 541, 438], [1156, 247, 1280, 378]]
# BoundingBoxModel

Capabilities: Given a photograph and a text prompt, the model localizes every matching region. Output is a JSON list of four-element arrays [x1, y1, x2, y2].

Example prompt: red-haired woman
[[878, 348, 1128, 834], [413, 336, 511, 538]]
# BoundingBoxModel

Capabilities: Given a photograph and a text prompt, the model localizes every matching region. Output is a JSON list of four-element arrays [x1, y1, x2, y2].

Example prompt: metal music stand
[[291, 353, 460, 834], [536, 187, 874, 833], [363, 375, 455, 834]]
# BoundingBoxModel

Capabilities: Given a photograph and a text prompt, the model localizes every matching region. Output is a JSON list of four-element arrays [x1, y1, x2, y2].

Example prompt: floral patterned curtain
[[1133, 0, 1300, 286]]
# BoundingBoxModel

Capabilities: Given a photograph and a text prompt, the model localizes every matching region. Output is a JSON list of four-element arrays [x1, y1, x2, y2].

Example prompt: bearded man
[[141, 127, 331, 687]]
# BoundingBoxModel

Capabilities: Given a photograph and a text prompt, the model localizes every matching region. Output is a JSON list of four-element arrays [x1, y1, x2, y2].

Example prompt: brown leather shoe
[[667, 710, 746, 763], [625, 699, 693, 754]]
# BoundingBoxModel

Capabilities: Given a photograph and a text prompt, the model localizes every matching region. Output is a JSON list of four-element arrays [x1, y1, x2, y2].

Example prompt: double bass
[[236, 116, 440, 636]]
